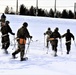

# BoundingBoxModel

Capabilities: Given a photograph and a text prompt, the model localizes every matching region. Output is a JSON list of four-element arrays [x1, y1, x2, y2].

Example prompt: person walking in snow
[[0, 21, 15, 54], [12, 22, 32, 61], [44, 27, 52, 48], [49, 27, 61, 56], [61, 29, 75, 54], [0, 13, 6, 22]]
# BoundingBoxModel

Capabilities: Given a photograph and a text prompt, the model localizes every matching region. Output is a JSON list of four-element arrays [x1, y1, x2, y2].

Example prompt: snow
[[0, 14, 76, 75]]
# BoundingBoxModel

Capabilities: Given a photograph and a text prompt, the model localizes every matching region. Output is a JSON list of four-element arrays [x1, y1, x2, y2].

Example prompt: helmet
[[55, 27, 59, 31], [23, 22, 28, 27], [67, 29, 70, 33], [48, 27, 50, 30], [6, 21, 10, 24]]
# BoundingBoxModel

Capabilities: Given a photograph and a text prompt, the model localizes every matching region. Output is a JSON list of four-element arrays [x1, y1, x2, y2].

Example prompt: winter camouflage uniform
[[44, 27, 52, 48], [50, 27, 61, 56], [62, 29, 75, 54], [1, 21, 15, 54], [12, 22, 32, 61]]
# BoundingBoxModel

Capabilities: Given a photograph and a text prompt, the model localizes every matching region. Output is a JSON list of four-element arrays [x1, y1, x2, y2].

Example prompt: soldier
[[12, 22, 32, 61], [62, 29, 75, 54], [1, 13, 6, 22], [0, 21, 15, 54], [49, 27, 61, 56], [44, 27, 52, 48]]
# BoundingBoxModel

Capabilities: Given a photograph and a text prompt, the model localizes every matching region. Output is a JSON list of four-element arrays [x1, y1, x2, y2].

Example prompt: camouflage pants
[[51, 39, 58, 52], [46, 36, 50, 48], [2, 41, 10, 50], [66, 43, 71, 52], [12, 43, 25, 59]]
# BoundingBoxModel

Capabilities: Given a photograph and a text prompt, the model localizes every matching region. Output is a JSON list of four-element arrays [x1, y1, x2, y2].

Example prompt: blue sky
[[0, 0, 76, 13]]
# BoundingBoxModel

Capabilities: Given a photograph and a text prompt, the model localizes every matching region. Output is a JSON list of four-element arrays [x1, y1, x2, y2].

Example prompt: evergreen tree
[[56, 11, 62, 18], [38, 8, 45, 16], [4, 6, 9, 14], [20, 4, 25, 15], [68, 10, 74, 19], [49, 9, 54, 17], [61, 9, 69, 18], [10, 7, 15, 14], [29, 6, 35, 16], [24, 7, 29, 15]]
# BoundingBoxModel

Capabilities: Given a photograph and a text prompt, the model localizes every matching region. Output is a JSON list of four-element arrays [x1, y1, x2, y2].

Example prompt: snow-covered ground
[[0, 14, 76, 75]]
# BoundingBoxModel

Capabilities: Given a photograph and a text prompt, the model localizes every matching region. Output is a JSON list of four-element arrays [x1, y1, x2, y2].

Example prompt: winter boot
[[20, 58, 26, 61], [12, 53, 16, 59], [5, 50, 8, 54], [67, 51, 69, 54], [54, 52, 57, 57]]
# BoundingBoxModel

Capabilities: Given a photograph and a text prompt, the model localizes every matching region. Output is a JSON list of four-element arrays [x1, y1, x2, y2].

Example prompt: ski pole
[[25, 38, 32, 54], [43, 35, 46, 50], [60, 39, 63, 54], [46, 40, 50, 54], [44, 35, 45, 47], [12, 35, 16, 50], [74, 40, 76, 47], [46, 47, 49, 54]]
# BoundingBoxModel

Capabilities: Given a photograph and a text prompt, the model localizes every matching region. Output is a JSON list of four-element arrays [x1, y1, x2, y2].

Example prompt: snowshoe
[[20, 57, 28, 61], [12, 53, 17, 59], [67, 51, 69, 54], [5, 50, 8, 54], [54, 54, 58, 57]]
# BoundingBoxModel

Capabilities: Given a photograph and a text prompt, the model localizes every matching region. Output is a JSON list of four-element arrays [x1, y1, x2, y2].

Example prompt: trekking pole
[[74, 40, 76, 47], [25, 38, 32, 54], [44, 35, 45, 47], [43, 35, 46, 50], [46, 39, 50, 54], [60, 39, 63, 55], [46, 46, 49, 54], [12, 35, 16, 50]]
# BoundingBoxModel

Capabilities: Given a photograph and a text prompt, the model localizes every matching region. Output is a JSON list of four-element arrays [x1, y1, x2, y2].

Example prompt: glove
[[16, 38, 19, 42], [44, 33, 46, 35], [73, 38, 75, 41], [12, 33, 15, 35], [30, 36, 32, 39]]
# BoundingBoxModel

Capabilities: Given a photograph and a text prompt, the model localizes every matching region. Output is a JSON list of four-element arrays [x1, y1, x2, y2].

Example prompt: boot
[[20, 58, 26, 61], [67, 51, 69, 54], [12, 53, 16, 59], [5, 50, 8, 54], [54, 52, 57, 57]]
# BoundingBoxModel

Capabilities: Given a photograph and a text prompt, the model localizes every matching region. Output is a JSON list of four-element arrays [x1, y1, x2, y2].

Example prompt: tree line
[[4, 4, 76, 19]]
